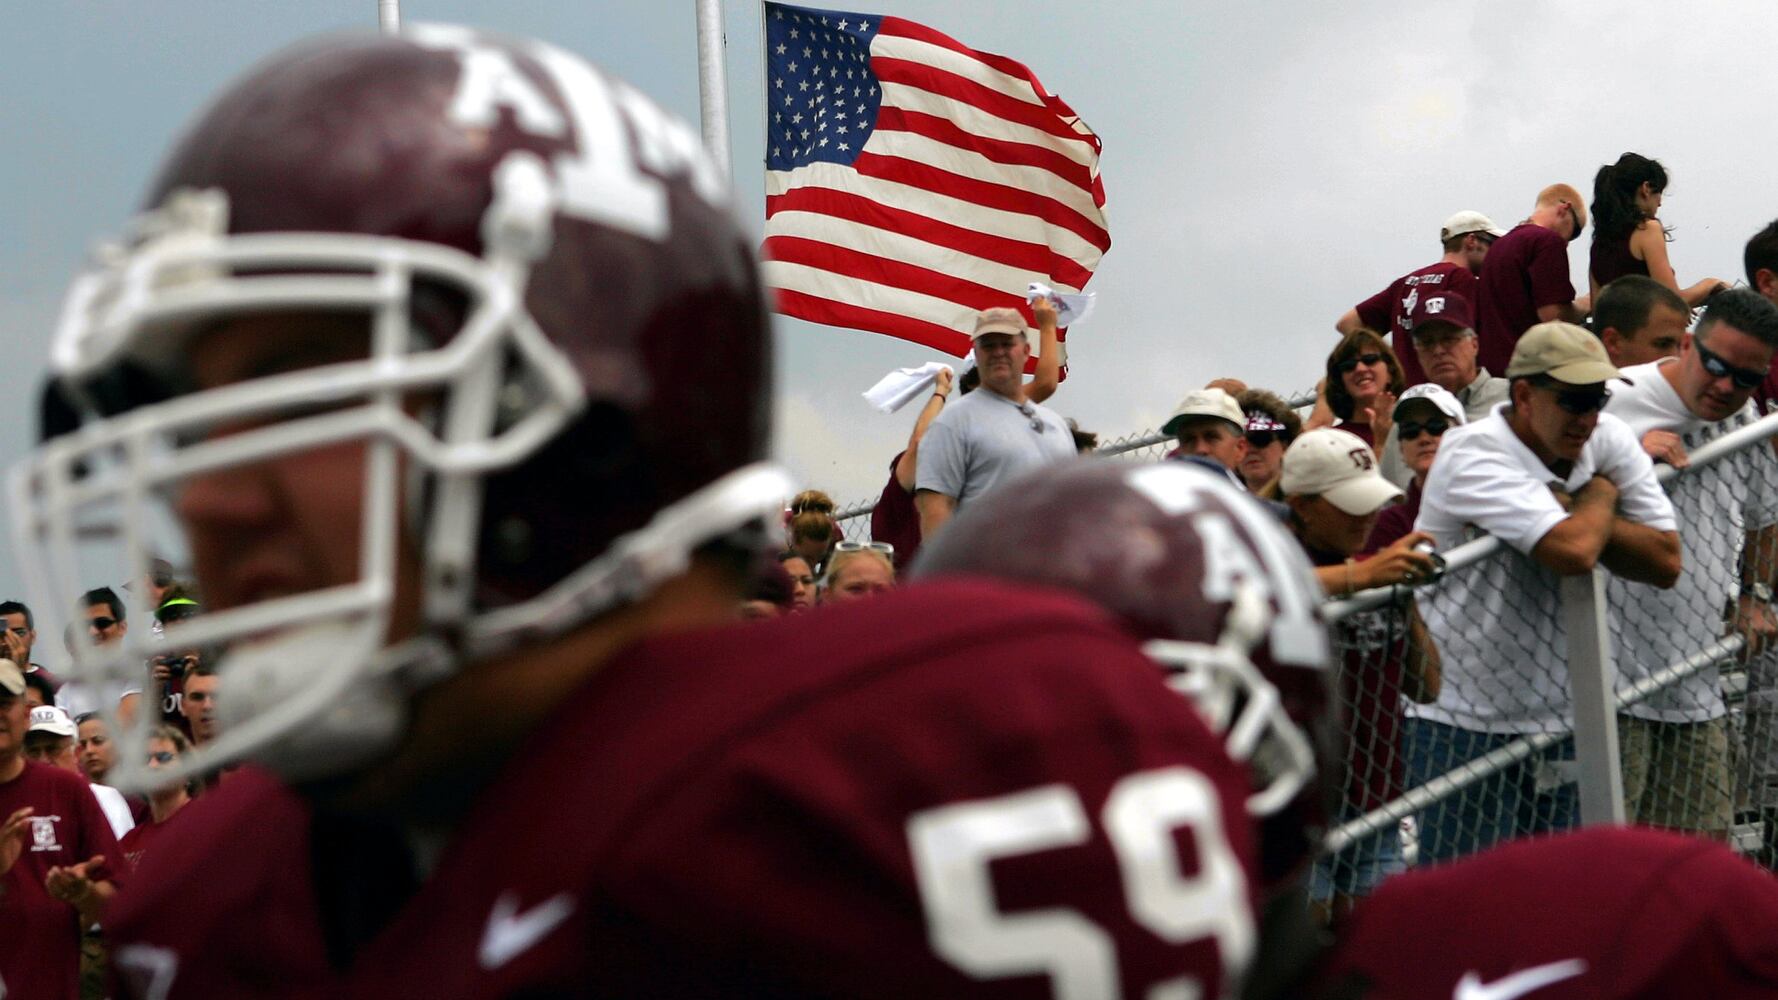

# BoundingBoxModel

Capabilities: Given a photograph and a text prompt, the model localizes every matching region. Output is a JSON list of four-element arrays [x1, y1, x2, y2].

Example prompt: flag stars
[[838, 18, 849, 29], [774, 77, 783, 89], [789, 28, 799, 38], [838, 142, 850, 151], [788, 60, 798, 72], [803, 46, 812, 57], [791, 112, 803, 124], [819, 137, 829, 147]]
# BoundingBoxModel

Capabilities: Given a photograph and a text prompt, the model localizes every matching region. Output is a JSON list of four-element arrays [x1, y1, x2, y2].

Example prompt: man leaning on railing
[[1604, 288, 1778, 843], [1405, 322, 1680, 864]]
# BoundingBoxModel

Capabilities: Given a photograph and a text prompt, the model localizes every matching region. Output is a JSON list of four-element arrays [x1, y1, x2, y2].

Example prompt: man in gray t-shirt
[[916, 307, 1073, 540]]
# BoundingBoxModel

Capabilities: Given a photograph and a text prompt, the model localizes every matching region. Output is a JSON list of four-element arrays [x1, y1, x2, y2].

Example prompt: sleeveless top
[[1590, 227, 1650, 288]]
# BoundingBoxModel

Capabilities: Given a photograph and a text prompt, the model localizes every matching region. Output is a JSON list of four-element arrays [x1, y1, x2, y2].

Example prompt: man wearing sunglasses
[[0, 601, 61, 696], [1601, 288, 1778, 843], [1405, 321, 1680, 864], [1475, 184, 1592, 377], [1337, 210, 1502, 386], [55, 589, 144, 727]]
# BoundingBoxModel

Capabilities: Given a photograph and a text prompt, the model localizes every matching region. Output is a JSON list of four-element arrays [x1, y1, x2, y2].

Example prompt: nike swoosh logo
[[1454, 959, 1587, 1000], [478, 891, 576, 971]]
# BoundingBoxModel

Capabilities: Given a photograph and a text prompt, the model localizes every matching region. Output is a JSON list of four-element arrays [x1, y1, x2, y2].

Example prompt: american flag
[[761, 2, 1110, 360]]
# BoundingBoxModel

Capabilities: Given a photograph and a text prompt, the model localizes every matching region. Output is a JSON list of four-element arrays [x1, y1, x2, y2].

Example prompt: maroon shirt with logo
[[0, 759, 126, 1000], [106, 580, 1258, 999], [1353, 262, 1478, 387], [1318, 827, 1778, 999], [1475, 223, 1576, 375]]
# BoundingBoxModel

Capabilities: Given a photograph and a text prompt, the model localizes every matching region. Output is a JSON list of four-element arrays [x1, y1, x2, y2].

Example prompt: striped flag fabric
[[761, 2, 1110, 361]]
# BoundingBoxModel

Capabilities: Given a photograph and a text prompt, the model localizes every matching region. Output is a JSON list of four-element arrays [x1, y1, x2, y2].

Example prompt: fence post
[[1560, 568, 1626, 825]]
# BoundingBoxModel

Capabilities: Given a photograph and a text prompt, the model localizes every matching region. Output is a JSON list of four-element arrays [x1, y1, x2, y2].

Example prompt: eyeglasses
[[833, 540, 894, 556], [87, 617, 119, 632], [1334, 353, 1384, 374], [1694, 339, 1766, 390], [1244, 431, 1284, 448], [146, 751, 176, 765], [1398, 418, 1452, 440], [1533, 379, 1611, 414], [1561, 201, 1584, 242]]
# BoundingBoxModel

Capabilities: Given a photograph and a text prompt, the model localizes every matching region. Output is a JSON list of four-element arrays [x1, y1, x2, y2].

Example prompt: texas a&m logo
[[29, 815, 62, 852], [1347, 448, 1374, 471]]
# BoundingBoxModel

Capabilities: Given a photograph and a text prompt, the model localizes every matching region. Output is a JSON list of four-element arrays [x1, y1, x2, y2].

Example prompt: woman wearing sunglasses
[[1307, 329, 1408, 448], [1366, 385, 1464, 556], [1236, 388, 1303, 497], [116, 725, 194, 869]]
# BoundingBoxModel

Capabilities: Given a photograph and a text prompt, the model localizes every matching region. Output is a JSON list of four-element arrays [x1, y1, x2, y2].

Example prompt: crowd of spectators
[[0, 580, 219, 997], [16, 151, 1778, 992], [748, 151, 1778, 924]]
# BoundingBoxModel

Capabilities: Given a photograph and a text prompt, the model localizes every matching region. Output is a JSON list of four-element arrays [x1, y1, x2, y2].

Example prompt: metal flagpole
[[378, 0, 401, 34], [694, 0, 733, 179]]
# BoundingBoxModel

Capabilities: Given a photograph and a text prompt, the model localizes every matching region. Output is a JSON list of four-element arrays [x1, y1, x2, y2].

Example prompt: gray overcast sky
[[3, 0, 1776, 623]]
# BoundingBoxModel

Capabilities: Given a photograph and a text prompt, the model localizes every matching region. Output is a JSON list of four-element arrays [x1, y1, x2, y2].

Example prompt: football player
[[17, 25, 1262, 999], [912, 458, 1343, 1000], [1313, 825, 1778, 998]]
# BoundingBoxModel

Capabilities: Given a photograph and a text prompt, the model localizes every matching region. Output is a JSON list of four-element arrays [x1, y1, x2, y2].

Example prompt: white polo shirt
[[1604, 359, 1778, 724], [1410, 403, 1677, 733]]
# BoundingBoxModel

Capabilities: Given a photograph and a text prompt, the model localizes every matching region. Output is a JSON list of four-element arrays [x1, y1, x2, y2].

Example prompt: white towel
[[863, 361, 956, 414], [1027, 282, 1097, 327]]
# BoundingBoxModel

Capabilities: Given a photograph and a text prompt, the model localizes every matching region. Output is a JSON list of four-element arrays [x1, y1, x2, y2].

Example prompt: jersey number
[[907, 767, 1254, 1000]]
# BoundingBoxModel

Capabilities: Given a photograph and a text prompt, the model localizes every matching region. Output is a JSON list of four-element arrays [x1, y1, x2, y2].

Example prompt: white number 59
[[907, 767, 1254, 1000]]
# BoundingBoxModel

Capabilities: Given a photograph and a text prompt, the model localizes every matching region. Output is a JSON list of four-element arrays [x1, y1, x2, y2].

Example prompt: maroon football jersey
[[1318, 826, 1778, 999], [107, 579, 1260, 999], [0, 759, 126, 1000], [1353, 261, 1478, 387]]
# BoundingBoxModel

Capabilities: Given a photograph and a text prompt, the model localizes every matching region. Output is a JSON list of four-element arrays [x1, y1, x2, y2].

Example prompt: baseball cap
[[971, 307, 1029, 343], [1280, 428, 1403, 516], [1407, 289, 1475, 334], [28, 705, 75, 738], [1506, 322, 1623, 385], [1161, 388, 1245, 436], [0, 660, 21, 697], [1441, 210, 1505, 241], [1393, 384, 1466, 424]]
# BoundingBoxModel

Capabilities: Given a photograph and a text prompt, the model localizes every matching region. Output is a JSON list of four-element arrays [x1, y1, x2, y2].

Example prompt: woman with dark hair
[[1307, 329, 1407, 449], [1589, 152, 1725, 307]]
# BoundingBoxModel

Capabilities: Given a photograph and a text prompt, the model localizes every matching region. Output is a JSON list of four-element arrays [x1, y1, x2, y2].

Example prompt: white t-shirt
[[55, 680, 141, 721], [915, 388, 1074, 505], [1604, 360, 1778, 723], [89, 783, 135, 841], [1410, 403, 1677, 733]]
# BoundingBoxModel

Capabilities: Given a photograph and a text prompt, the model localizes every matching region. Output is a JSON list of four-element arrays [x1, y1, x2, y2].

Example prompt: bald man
[[1475, 183, 1592, 374]]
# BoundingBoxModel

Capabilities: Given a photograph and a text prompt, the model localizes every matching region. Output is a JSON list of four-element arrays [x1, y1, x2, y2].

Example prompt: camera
[[1412, 541, 1447, 583]]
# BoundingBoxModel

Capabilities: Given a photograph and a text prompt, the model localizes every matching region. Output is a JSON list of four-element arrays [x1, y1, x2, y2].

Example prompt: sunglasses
[[1398, 418, 1452, 440], [1695, 339, 1766, 390], [1335, 353, 1385, 374], [146, 751, 176, 765], [1561, 201, 1584, 242], [1244, 431, 1284, 448], [834, 540, 895, 556], [1533, 379, 1611, 414], [87, 617, 119, 632]]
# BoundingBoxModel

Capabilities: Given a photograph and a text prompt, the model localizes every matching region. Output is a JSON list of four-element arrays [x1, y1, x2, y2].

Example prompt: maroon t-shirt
[[118, 808, 185, 870], [0, 759, 126, 1000], [1363, 479, 1423, 555], [1353, 262, 1478, 387], [1475, 223, 1576, 375], [869, 452, 921, 572], [106, 580, 1258, 1000], [1318, 827, 1778, 999], [1305, 546, 1407, 813]]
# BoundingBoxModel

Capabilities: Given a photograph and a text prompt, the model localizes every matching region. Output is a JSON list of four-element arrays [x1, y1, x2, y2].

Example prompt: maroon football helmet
[[912, 459, 1338, 894], [12, 26, 791, 788]]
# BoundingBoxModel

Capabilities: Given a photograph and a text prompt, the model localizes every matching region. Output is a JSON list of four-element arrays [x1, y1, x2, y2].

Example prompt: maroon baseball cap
[[1407, 289, 1475, 335]]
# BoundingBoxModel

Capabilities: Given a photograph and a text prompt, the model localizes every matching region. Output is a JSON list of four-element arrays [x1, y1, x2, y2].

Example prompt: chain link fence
[[1320, 408, 1778, 903]]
